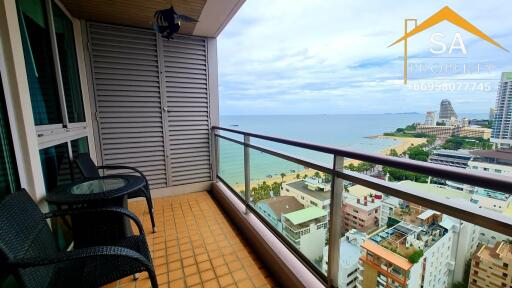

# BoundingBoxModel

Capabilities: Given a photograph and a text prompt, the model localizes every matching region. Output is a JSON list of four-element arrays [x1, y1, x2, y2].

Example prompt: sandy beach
[[376, 135, 427, 156], [230, 135, 427, 192]]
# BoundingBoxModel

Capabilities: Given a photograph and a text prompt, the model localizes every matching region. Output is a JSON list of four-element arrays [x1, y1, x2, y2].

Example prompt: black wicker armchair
[[0, 189, 158, 288], [75, 153, 156, 232]]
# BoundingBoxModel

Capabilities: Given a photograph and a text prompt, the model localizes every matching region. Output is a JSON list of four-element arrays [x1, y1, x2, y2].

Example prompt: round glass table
[[70, 178, 128, 195], [47, 175, 144, 204], [46, 175, 145, 248]]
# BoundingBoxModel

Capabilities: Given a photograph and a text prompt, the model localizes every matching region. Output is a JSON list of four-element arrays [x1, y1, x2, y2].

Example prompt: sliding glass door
[[0, 73, 19, 201], [17, 0, 89, 192]]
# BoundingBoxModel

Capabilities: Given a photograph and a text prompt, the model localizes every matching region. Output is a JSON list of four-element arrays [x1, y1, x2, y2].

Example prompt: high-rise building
[[424, 111, 436, 125], [469, 241, 512, 288], [281, 179, 331, 211], [358, 216, 454, 288], [492, 72, 512, 148], [489, 107, 496, 121], [322, 230, 368, 288], [439, 99, 457, 123], [342, 194, 381, 234], [281, 207, 328, 260]]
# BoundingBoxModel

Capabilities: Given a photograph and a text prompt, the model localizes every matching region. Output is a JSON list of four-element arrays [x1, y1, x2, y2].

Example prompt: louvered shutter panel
[[88, 23, 168, 188], [162, 36, 212, 186]]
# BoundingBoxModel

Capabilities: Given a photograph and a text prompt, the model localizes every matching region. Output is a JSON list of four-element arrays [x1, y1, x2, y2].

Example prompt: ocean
[[218, 113, 487, 186]]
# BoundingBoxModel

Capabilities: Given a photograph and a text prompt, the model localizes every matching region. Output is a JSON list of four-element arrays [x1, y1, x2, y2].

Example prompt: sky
[[217, 0, 512, 115]]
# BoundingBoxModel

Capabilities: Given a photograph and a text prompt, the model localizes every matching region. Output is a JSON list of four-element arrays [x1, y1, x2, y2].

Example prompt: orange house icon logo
[[389, 6, 508, 84]]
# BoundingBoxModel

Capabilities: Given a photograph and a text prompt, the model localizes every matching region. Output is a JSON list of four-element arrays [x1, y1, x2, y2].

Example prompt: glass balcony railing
[[212, 126, 512, 288]]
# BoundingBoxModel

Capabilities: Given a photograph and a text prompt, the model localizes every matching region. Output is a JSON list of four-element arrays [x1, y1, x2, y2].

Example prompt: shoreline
[[230, 135, 427, 192]]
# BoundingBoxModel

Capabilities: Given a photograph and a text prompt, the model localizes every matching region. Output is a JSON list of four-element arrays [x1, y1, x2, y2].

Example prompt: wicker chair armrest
[[8, 246, 152, 270], [44, 206, 145, 236], [97, 165, 149, 186]]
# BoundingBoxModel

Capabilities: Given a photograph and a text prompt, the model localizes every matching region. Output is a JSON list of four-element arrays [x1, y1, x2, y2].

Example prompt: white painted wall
[[0, 0, 97, 202]]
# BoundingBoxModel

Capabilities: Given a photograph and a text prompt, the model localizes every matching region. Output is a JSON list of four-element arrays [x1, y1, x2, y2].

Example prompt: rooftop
[[398, 180, 470, 200], [370, 220, 447, 260], [285, 180, 331, 202], [339, 237, 362, 267], [257, 196, 304, 217], [431, 149, 472, 158], [473, 189, 510, 201], [475, 241, 512, 262], [344, 194, 381, 211], [347, 184, 382, 198], [283, 207, 327, 225], [361, 240, 413, 271], [470, 149, 512, 162]]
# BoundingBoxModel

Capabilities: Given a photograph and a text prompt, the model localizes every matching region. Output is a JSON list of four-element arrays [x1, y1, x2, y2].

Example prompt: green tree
[[322, 173, 332, 183], [383, 167, 428, 183], [407, 145, 430, 162], [407, 249, 424, 263], [271, 181, 281, 196], [313, 171, 321, 178], [252, 181, 272, 203], [388, 148, 399, 157], [296, 173, 300, 179], [345, 162, 376, 173], [280, 172, 286, 183]]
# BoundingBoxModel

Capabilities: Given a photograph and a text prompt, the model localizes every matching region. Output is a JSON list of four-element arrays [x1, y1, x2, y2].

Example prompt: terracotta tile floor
[[104, 191, 277, 288]]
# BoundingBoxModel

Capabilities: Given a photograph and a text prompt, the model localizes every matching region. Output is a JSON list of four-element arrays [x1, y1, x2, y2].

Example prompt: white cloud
[[218, 0, 512, 115]]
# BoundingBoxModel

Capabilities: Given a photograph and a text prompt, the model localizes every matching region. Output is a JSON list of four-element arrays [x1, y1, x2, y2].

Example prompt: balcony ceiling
[[60, 0, 206, 35]]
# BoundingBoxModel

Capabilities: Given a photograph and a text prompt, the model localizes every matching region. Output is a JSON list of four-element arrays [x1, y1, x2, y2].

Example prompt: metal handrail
[[213, 126, 512, 195], [214, 132, 512, 237], [212, 125, 512, 288]]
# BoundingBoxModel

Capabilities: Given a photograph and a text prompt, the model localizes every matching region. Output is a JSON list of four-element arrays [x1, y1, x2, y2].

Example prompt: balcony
[[109, 192, 276, 288], [1, 0, 511, 287], [209, 126, 512, 287]]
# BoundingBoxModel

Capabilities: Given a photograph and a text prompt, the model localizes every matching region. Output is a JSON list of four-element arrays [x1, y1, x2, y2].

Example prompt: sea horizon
[[218, 113, 488, 185]]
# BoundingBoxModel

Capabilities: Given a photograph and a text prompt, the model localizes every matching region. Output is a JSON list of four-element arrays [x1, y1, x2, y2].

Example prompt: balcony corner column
[[327, 155, 344, 287]]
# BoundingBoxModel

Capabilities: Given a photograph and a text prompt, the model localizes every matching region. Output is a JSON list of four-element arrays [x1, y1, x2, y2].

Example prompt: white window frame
[[31, 0, 88, 149]]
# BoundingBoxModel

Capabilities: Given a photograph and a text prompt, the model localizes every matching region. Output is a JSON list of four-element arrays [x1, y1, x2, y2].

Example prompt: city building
[[282, 207, 328, 261], [424, 111, 436, 126], [469, 149, 512, 168], [415, 124, 491, 139], [439, 99, 458, 123], [255, 196, 304, 231], [281, 179, 331, 212], [489, 107, 496, 121], [378, 187, 479, 284], [491, 72, 512, 148], [343, 194, 381, 234], [415, 124, 454, 138], [470, 190, 511, 212], [359, 217, 453, 288], [469, 119, 490, 127], [442, 217, 481, 283], [467, 150, 512, 212], [428, 149, 473, 169], [322, 230, 367, 288], [469, 241, 512, 288], [458, 126, 492, 139], [379, 196, 401, 228]]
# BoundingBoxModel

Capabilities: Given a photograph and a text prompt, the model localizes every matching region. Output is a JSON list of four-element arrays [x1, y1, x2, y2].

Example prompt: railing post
[[244, 135, 251, 213], [211, 129, 219, 181], [327, 155, 344, 287]]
